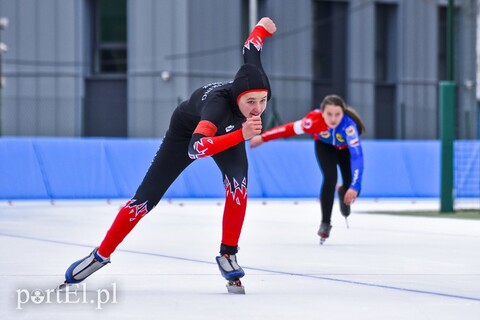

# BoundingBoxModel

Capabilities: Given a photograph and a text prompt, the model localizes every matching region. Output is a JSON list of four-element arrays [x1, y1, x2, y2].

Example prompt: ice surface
[[0, 198, 479, 320]]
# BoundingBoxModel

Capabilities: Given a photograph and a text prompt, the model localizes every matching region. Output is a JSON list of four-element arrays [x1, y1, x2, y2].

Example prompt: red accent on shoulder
[[194, 120, 218, 137], [302, 110, 328, 134]]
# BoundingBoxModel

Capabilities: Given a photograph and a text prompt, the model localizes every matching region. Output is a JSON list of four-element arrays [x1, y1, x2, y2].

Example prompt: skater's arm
[[242, 18, 276, 101], [242, 17, 276, 67], [250, 109, 328, 148], [188, 114, 262, 159], [188, 129, 244, 159], [344, 188, 359, 205], [344, 123, 364, 192]]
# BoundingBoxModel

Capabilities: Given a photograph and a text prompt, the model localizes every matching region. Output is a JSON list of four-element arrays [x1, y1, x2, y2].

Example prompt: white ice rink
[[1, 198, 479, 320]]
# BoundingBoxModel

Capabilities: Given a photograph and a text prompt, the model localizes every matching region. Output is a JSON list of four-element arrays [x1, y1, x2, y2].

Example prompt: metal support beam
[[249, 0, 258, 31], [439, 0, 455, 213], [439, 81, 455, 213]]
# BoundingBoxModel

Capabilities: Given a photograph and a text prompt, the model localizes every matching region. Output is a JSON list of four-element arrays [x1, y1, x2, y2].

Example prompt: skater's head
[[320, 95, 347, 129], [232, 64, 270, 118], [320, 95, 365, 134]]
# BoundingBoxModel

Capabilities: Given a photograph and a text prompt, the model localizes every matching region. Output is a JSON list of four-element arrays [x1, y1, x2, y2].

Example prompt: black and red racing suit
[[98, 24, 273, 257]]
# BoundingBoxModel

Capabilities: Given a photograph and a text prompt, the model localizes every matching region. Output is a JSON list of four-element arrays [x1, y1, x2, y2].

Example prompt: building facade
[[0, 0, 477, 139]]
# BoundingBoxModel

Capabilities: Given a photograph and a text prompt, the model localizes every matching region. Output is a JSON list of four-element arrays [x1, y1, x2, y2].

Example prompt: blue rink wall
[[0, 137, 479, 200]]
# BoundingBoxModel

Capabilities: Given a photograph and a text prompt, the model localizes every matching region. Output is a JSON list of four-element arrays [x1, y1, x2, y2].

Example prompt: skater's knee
[[222, 174, 248, 192], [131, 190, 161, 212]]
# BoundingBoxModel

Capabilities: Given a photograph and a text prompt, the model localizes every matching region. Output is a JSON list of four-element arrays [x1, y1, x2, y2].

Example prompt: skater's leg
[[318, 222, 332, 239], [98, 134, 194, 257], [213, 142, 248, 254], [337, 148, 352, 218], [315, 141, 338, 224], [63, 132, 194, 285], [213, 143, 247, 280]]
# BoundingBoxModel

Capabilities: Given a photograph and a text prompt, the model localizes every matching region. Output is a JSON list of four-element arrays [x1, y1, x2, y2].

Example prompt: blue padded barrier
[[32, 138, 119, 198], [0, 138, 49, 199], [360, 141, 440, 198], [101, 139, 224, 198], [0, 137, 478, 199], [173, 158, 224, 198], [247, 140, 321, 197], [103, 138, 162, 198]]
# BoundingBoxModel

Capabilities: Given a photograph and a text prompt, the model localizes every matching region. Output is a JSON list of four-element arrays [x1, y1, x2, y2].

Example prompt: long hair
[[320, 95, 366, 135]]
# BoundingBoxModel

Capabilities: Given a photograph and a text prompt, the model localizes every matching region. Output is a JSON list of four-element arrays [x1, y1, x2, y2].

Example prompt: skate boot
[[317, 222, 332, 245], [58, 248, 110, 290], [216, 254, 245, 294], [338, 186, 351, 218], [338, 186, 351, 228]]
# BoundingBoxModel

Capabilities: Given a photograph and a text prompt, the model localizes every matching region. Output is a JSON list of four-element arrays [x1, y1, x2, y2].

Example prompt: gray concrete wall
[[347, 1, 375, 139], [264, 0, 313, 126], [0, 0, 477, 139], [397, 0, 439, 139], [456, 0, 478, 138], [128, 0, 243, 138], [0, 0, 84, 136]]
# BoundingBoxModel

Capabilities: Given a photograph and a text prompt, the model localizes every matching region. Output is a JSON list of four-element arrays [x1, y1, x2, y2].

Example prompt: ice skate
[[337, 186, 351, 218], [338, 186, 351, 228], [318, 222, 332, 245], [58, 248, 110, 290], [216, 254, 245, 294]]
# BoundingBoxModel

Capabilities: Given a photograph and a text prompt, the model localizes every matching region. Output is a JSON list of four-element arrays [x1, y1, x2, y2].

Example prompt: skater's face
[[322, 104, 344, 129], [237, 90, 268, 118]]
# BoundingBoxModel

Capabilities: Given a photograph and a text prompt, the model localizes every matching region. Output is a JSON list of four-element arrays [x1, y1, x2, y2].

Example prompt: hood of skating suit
[[231, 63, 271, 105]]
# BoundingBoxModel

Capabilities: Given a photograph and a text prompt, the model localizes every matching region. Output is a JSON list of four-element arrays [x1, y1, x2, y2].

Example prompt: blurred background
[[0, 0, 478, 206], [0, 0, 477, 139]]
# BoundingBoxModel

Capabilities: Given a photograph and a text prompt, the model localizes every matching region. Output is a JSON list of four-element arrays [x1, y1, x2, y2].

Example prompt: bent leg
[[338, 148, 352, 190], [98, 134, 194, 257], [315, 140, 338, 224]]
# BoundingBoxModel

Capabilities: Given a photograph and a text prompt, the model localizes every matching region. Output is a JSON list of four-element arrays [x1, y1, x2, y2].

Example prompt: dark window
[[312, 1, 334, 81], [438, 6, 447, 81], [312, 0, 348, 102], [374, 3, 398, 139], [375, 4, 397, 82], [94, 0, 127, 73]]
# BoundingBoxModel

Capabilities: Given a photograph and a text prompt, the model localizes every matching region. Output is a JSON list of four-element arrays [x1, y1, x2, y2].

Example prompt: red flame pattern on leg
[[221, 175, 248, 247], [98, 199, 149, 257]]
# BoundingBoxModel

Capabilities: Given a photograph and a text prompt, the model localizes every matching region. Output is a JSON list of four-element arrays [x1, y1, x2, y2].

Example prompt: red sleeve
[[188, 128, 244, 159], [243, 25, 273, 51], [260, 110, 328, 142], [260, 122, 296, 142]]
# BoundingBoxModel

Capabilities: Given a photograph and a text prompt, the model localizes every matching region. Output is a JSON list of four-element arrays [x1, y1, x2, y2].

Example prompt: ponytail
[[320, 95, 366, 135]]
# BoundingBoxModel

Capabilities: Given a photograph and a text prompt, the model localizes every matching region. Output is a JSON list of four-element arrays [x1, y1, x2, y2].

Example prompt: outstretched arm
[[250, 109, 328, 148]]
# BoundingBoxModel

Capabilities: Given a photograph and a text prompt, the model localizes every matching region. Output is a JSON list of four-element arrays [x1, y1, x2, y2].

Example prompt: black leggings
[[133, 133, 248, 212], [314, 140, 351, 224], [130, 112, 249, 252]]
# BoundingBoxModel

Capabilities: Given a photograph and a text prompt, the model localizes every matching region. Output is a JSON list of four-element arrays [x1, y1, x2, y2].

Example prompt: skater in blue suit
[[251, 95, 366, 244]]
